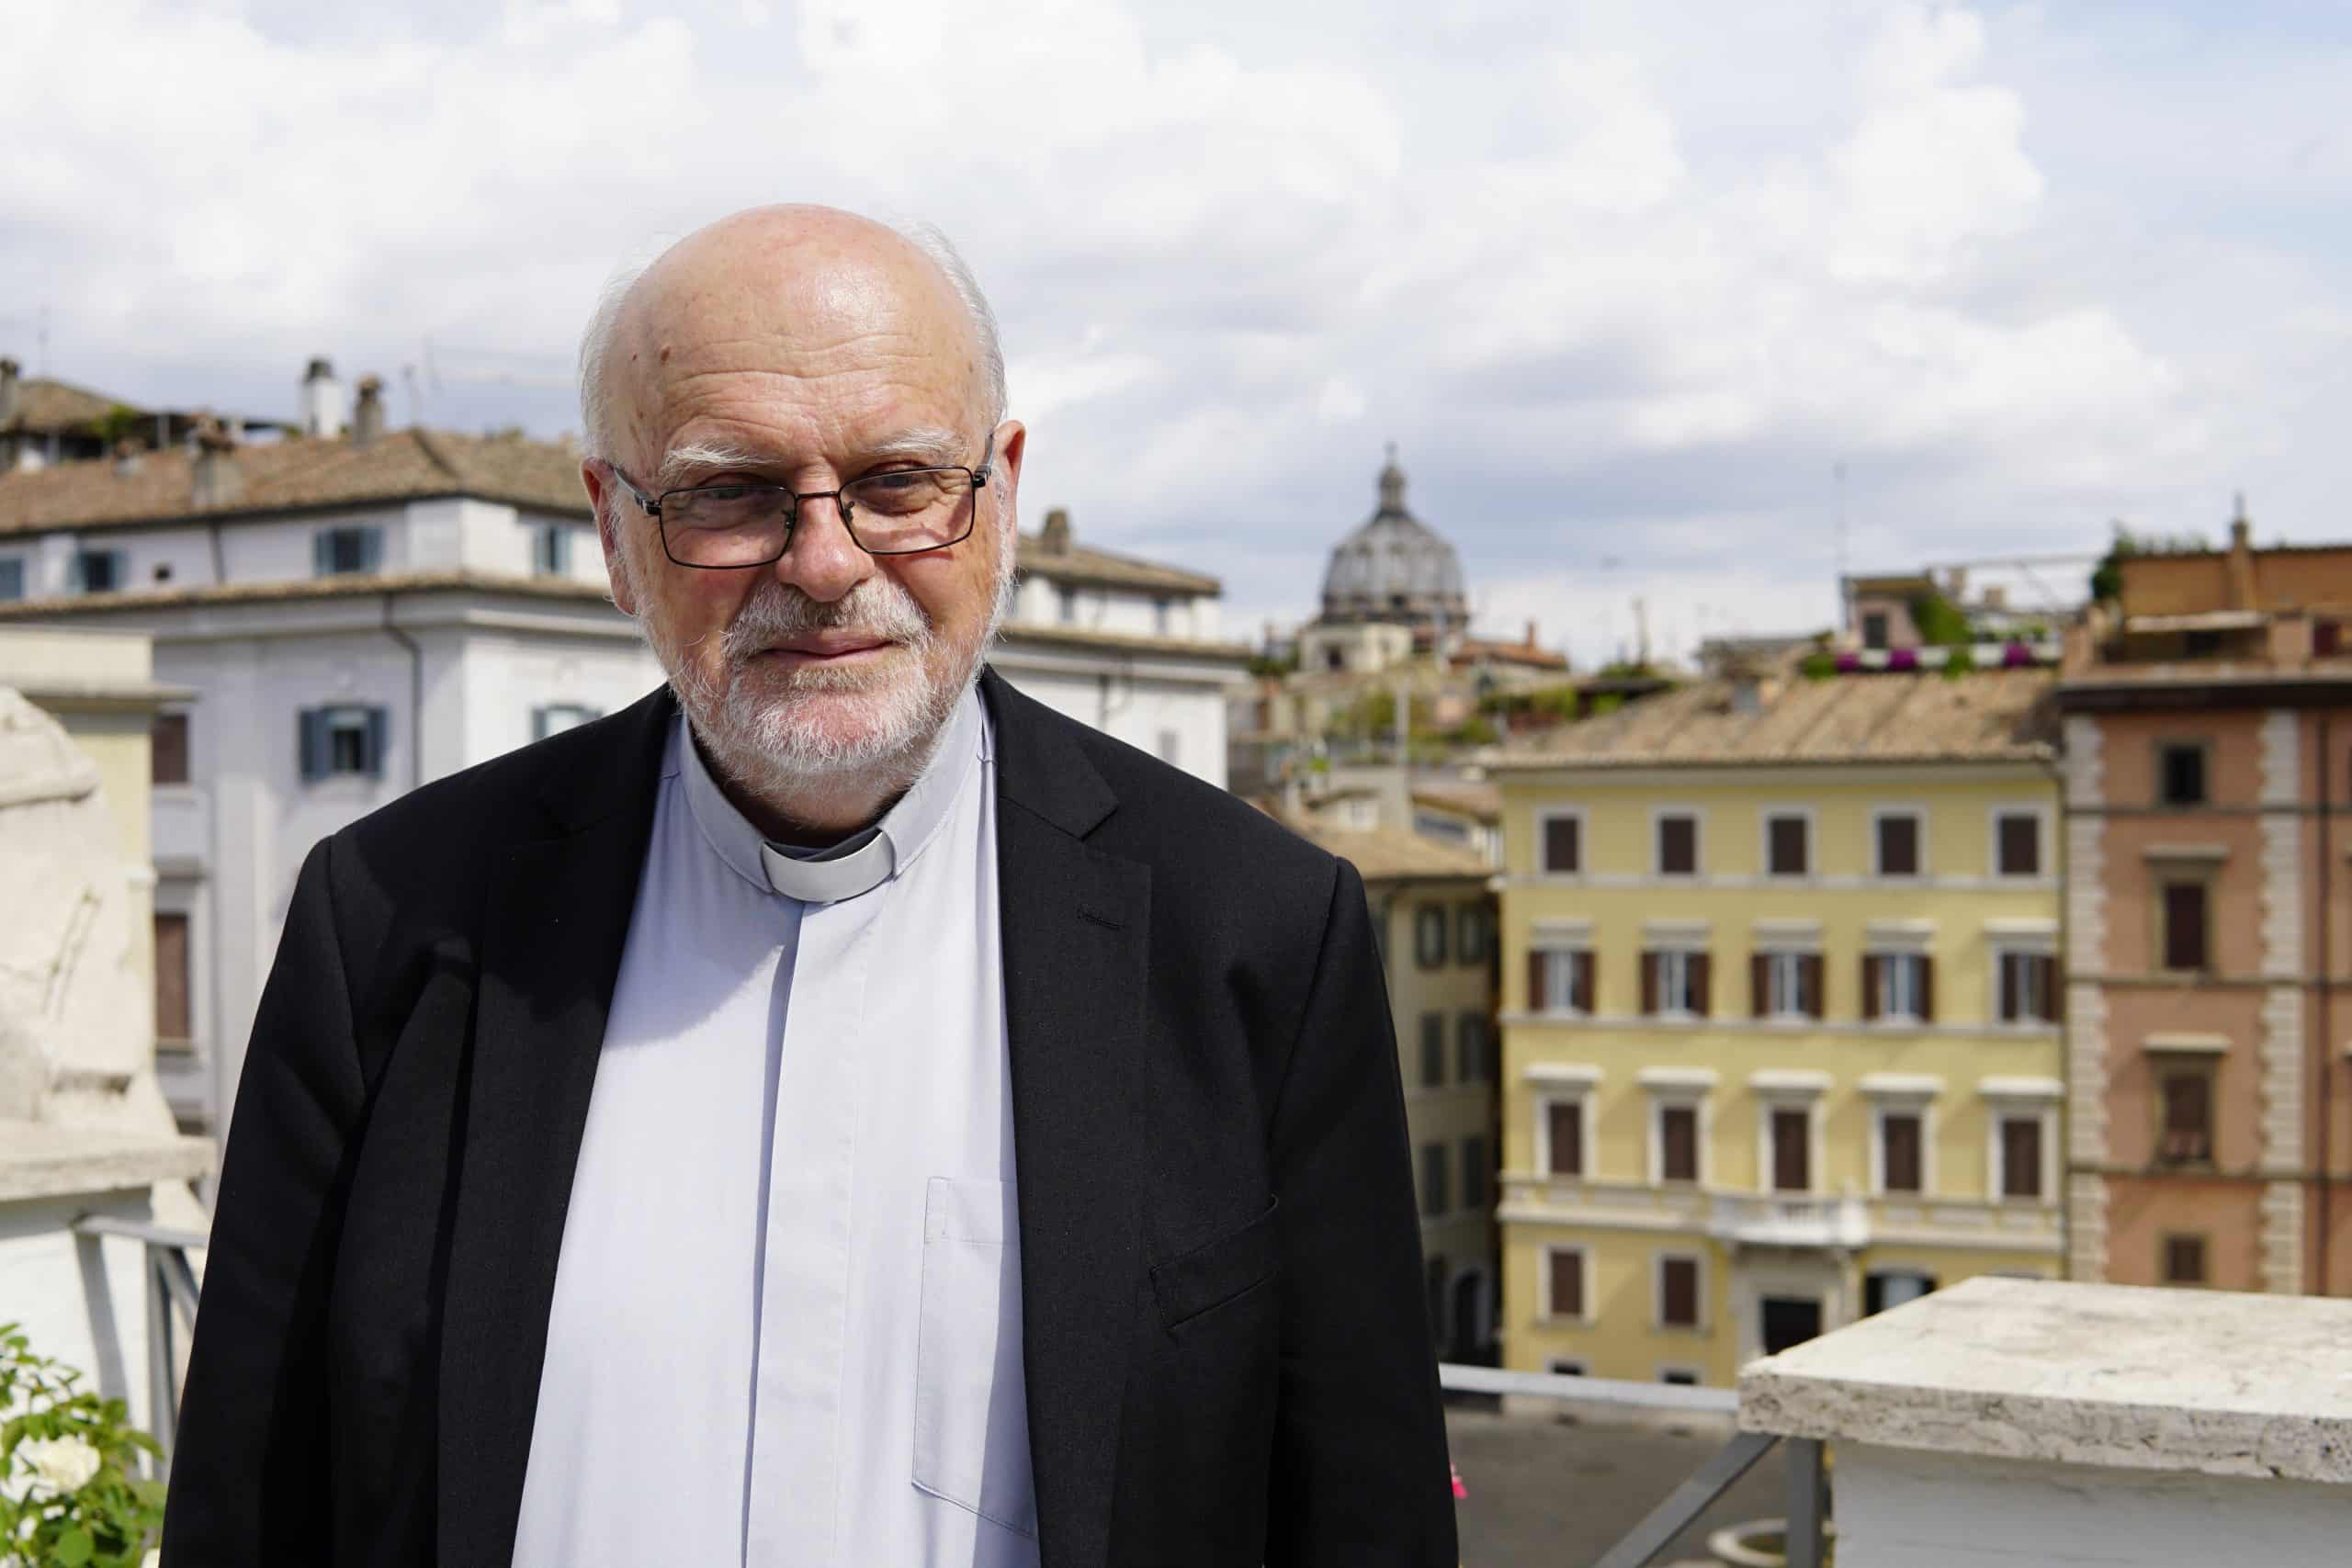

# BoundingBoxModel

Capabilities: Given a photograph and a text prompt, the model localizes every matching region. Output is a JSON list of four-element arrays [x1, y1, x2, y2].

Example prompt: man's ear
[[991, 420, 1027, 523], [582, 460, 639, 617]]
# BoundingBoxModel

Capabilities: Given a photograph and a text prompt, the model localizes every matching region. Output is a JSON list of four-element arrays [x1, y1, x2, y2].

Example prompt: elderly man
[[163, 206, 1454, 1567]]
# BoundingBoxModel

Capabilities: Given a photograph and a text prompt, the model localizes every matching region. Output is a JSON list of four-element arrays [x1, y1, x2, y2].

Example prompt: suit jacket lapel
[[983, 669, 1148, 1568], [437, 687, 674, 1568]]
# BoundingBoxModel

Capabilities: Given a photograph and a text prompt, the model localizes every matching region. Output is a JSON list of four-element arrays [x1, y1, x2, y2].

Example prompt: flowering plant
[[0, 1323, 165, 1567]]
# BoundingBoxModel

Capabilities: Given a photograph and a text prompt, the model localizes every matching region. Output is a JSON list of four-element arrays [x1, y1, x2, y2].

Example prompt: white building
[[0, 397, 1243, 1146]]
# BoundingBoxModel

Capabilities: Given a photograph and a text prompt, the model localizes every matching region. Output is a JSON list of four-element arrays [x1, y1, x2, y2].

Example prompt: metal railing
[[1439, 1362, 1827, 1568], [76, 1221, 1827, 1564]]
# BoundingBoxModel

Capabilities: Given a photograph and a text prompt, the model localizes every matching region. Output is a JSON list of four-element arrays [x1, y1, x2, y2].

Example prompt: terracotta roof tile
[[0, 569, 613, 619], [5, 377, 132, 432], [1015, 537, 1219, 596], [997, 622, 1252, 661], [1273, 817, 1492, 882]]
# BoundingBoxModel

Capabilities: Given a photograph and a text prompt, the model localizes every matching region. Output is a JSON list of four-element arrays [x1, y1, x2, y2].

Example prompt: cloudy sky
[[6, 1, 2348, 662]]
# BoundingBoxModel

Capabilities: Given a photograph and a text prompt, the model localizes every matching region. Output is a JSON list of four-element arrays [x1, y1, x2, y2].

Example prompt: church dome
[[1318, 449, 1468, 628]]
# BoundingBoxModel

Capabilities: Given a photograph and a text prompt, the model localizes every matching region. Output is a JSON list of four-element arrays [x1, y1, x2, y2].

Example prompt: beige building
[[1286, 820, 1499, 1360]]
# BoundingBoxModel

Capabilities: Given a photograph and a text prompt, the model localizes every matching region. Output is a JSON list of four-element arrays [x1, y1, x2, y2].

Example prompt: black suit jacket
[[162, 669, 1455, 1566]]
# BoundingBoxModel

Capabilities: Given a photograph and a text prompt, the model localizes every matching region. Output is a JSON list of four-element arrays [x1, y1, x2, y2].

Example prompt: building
[[0, 355, 291, 472], [1489, 660, 2066, 1389], [2060, 511, 2352, 1295], [1297, 448, 1470, 675], [1279, 817, 1499, 1360], [0, 380, 1244, 1145]]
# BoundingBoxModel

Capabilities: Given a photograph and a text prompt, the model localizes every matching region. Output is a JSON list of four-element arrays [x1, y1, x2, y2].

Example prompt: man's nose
[[770, 498, 873, 604]]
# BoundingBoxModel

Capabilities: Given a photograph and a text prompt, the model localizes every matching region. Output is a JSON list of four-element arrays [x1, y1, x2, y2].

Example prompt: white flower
[[143, 1551, 162, 1568], [18, 1433, 101, 1495]]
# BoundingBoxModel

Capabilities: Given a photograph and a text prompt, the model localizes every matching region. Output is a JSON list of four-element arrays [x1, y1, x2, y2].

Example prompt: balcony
[[1505, 1174, 2062, 1254], [1707, 1192, 1869, 1248]]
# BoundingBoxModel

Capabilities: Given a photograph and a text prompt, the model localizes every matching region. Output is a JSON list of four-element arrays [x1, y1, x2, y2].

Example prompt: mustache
[[714, 578, 934, 663]]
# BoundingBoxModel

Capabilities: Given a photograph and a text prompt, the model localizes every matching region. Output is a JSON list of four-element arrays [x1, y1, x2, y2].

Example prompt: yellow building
[[1288, 819, 1500, 1361], [1490, 665, 2064, 1388]]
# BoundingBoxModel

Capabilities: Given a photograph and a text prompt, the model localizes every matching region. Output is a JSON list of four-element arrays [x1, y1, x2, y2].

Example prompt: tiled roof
[[1273, 817, 1492, 883], [0, 428, 591, 535], [1410, 780, 1502, 820], [994, 621, 1252, 661], [4, 377, 132, 433], [1490, 665, 2059, 769], [0, 570, 614, 620], [1455, 637, 1567, 671], [1016, 537, 1219, 596]]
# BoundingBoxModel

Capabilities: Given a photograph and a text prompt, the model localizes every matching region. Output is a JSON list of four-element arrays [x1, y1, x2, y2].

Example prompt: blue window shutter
[[358, 528, 383, 573], [365, 707, 390, 780], [551, 527, 571, 574], [0, 558, 21, 601], [530, 705, 550, 741], [313, 531, 334, 577], [298, 709, 326, 781]]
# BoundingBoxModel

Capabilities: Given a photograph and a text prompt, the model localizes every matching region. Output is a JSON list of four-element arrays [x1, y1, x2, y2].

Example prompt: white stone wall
[[2061, 716, 2109, 1278], [1011, 575, 1210, 642], [988, 650, 1232, 788], [2256, 709, 2308, 1292]]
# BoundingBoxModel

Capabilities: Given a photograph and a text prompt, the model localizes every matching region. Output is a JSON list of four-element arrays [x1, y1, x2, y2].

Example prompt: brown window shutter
[[2165, 883, 2209, 971], [2002, 1118, 2043, 1198], [1550, 1250, 1583, 1317], [1772, 1109, 1811, 1191], [1661, 1106, 1698, 1182], [1879, 814, 1918, 876], [2164, 1235, 2207, 1285], [1661, 1258, 1698, 1326], [1572, 950, 1595, 1013], [1547, 1101, 1584, 1177], [2000, 814, 2041, 875], [1529, 951, 1548, 1012], [1998, 954, 2019, 1022], [1917, 955, 1936, 1022], [1690, 953, 1712, 1017], [1544, 817, 1580, 874], [1751, 953, 1771, 1018], [1660, 816, 1696, 874], [1883, 1113, 1922, 1193], [1641, 951, 1659, 1015], [151, 712, 190, 786], [1861, 954, 1883, 1021], [153, 912, 191, 1042], [2037, 955, 2061, 1022], [1801, 953, 1825, 1019]]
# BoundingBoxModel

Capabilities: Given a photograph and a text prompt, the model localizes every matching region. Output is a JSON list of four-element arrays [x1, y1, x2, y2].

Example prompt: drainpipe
[[381, 593, 424, 790], [2318, 711, 2334, 1292]]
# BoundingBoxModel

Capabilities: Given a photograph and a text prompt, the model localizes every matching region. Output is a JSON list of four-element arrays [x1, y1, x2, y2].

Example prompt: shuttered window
[[151, 712, 189, 786], [1542, 815, 1581, 874], [2163, 882, 2210, 972], [153, 912, 191, 1045], [2000, 1117, 2044, 1199], [1659, 1105, 1699, 1183], [1461, 1137, 1488, 1211], [1996, 811, 2041, 875], [1548, 1249, 1585, 1319], [1419, 1013, 1445, 1089], [298, 705, 390, 781], [1657, 814, 1698, 875], [1877, 812, 1920, 876], [1771, 1109, 1811, 1191], [1766, 814, 1809, 876], [2160, 1071, 2214, 1164], [1419, 1144, 1450, 1217], [2163, 1235, 2208, 1286], [1659, 1257, 1700, 1328], [1546, 1101, 1584, 1178], [312, 525, 383, 577], [1881, 1112, 1923, 1194]]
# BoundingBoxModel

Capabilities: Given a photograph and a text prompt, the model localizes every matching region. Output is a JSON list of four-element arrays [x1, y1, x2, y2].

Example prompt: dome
[[1317, 448, 1468, 628]]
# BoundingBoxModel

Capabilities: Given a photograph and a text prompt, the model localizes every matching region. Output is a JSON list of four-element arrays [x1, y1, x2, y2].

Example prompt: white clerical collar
[[675, 684, 988, 904]]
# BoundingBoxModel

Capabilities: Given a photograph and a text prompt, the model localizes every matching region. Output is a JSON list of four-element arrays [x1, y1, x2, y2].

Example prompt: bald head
[[578, 205, 1005, 470]]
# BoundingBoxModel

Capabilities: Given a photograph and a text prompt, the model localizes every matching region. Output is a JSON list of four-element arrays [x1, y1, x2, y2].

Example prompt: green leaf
[[57, 1525, 96, 1565]]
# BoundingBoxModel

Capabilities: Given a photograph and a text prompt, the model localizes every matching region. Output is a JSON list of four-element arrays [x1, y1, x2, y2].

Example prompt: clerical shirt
[[512, 686, 1037, 1567]]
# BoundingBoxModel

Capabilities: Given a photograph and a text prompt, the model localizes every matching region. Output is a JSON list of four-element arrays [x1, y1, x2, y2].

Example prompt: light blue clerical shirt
[[511, 686, 1038, 1568]]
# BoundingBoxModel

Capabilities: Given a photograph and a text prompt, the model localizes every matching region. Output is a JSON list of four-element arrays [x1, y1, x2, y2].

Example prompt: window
[[153, 911, 191, 1045], [2320, 620, 2346, 658], [1419, 1013, 1445, 1089], [1862, 611, 1890, 650], [2185, 628, 2223, 658], [312, 525, 383, 577], [1413, 906, 1448, 969], [1540, 812, 1581, 874], [1543, 1099, 1585, 1179], [1546, 1358, 1588, 1377], [1875, 811, 1921, 877], [1770, 1108, 1812, 1191], [1545, 1247, 1587, 1320], [2163, 1234, 2208, 1286], [1997, 951, 2059, 1023], [531, 704, 601, 739], [1880, 1111, 1924, 1194], [1419, 1143, 1450, 1217], [2158, 742, 2209, 807], [151, 712, 190, 786], [1456, 1012, 1487, 1083], [1864, 1269, 1937, 1315], [1995, 810, 2042, 876], [1457, 903, 1488, 965], [1529, 948, 1594, 1014], [1461, 1137, 1488, 1211], [2162, 881, 2210, 972], [1643, 949, 1710, 1016], [1156, 728, 1182, 766], [1765, 812, 1809, 877], [1862, 952, 1933, 1022], [1999, 1116, 2044, 1199], [0, 558, 23, 601], [2158, 1067, 2215, 1165], [1057, 584, 1077, 624], [1660, 1369, 1701, 1387], [72, 548, 126, 593], [1657, 1104, 1699, 1183], [1658, 1255, 1701, 1328], [1656, 812, 1699, 876], [1752, 950, 1822, 1020], [298, 705, 389, 781], [1152, 597, 1171, 637], [531, 524, 573, 576]]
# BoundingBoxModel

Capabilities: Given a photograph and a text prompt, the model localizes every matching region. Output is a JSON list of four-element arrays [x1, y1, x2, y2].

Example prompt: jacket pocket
[[1150, 1199, 1282, 1333], [913, 1176, 1038, 1540]]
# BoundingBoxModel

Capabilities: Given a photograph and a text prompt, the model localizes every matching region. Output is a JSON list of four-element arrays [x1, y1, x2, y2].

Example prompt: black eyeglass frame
[[605, 433, 997, 568]]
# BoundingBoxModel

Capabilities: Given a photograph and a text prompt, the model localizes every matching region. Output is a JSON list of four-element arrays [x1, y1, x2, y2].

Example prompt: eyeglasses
[[605, 434, 995, 568]]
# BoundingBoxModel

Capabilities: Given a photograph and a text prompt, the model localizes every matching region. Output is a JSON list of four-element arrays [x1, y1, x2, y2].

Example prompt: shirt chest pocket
[[914, 1176, 1038, 1540]]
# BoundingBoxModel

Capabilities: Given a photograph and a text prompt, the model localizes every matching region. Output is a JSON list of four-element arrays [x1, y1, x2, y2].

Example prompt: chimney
[[352, 375, 386, 448], [1040, 506, 1072, 555], [190, 418, 243, 510], [2227, 493, 2256, 610], [301, 355, 345, 437], [0, 357, 18, 425], [1524, 618, 1538, 649], [112, 437, 142, 478]]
